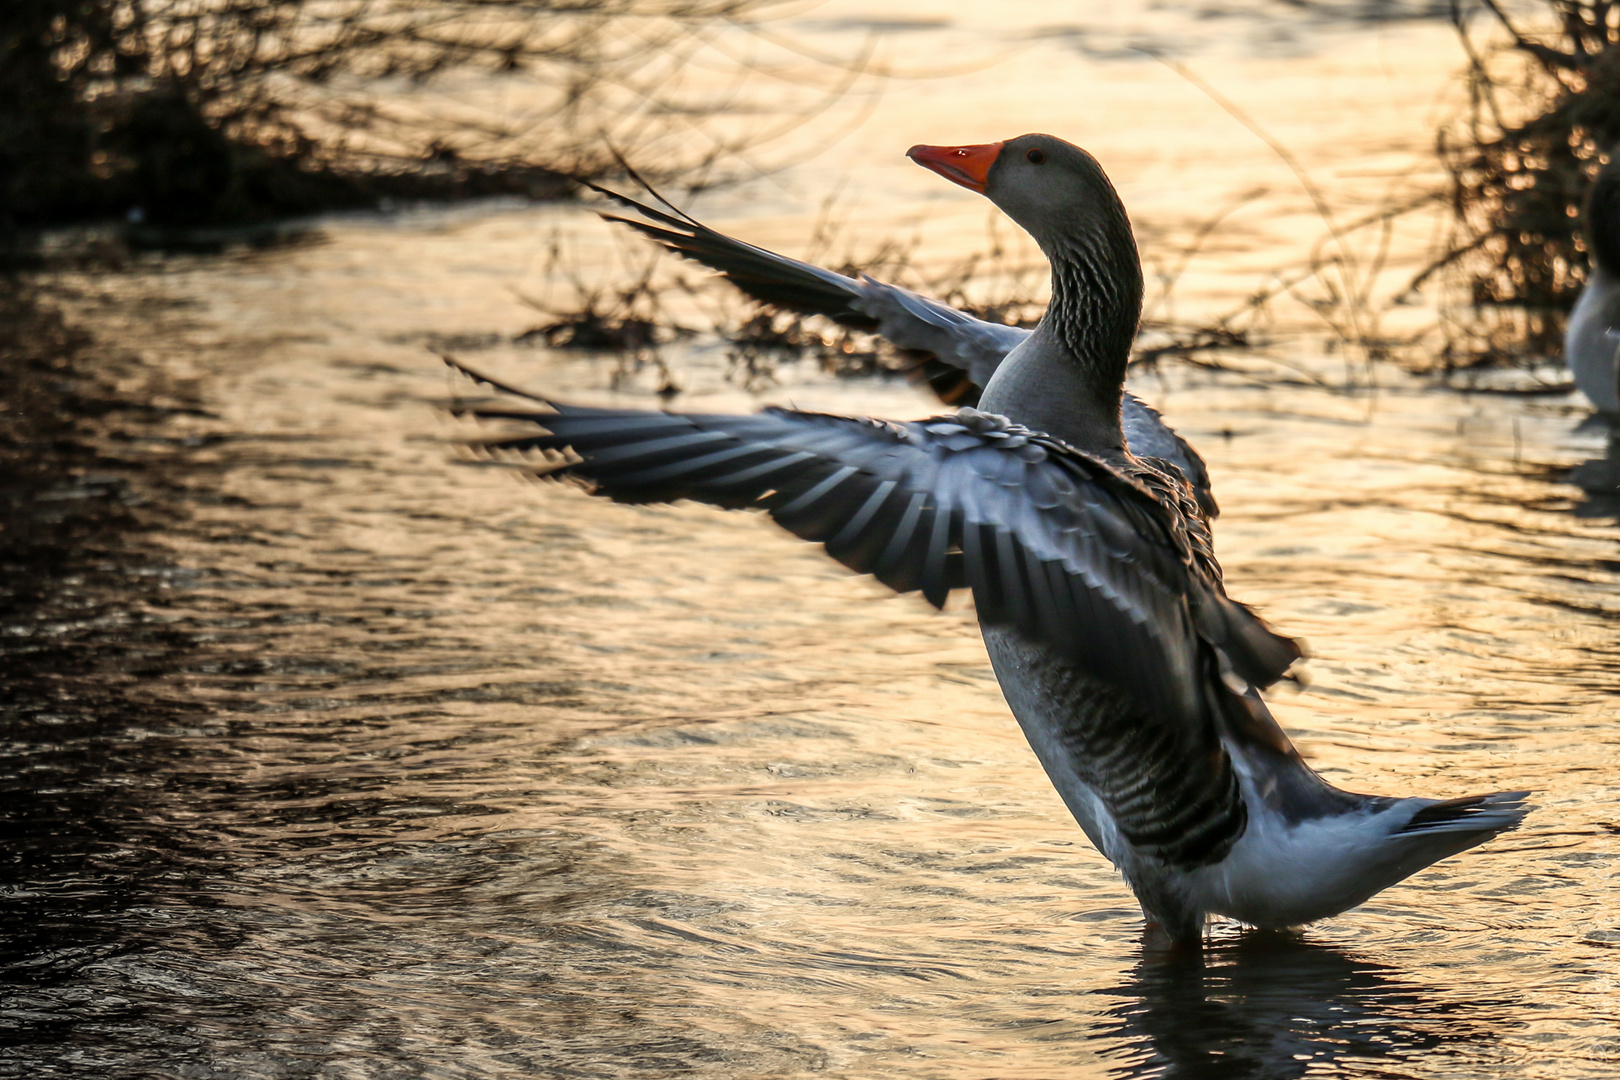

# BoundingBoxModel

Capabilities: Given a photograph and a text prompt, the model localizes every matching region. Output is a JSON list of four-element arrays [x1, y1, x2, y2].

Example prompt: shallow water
[[5, 6, 1620, 1079], [5, 253, 1617, 1079]]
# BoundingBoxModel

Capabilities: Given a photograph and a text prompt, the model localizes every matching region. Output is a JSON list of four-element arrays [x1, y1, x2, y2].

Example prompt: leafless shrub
[[1423, 0, 1620, 367], [509, 230, 693, 395], [522, 199, 1288, 398], [514, 242, 686, 352], [3, 0, 880, 237], [126, 1, 866, 179]]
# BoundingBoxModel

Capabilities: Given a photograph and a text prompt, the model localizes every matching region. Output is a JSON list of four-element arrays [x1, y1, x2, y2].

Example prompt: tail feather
[[1400, 790, 1531, 836]]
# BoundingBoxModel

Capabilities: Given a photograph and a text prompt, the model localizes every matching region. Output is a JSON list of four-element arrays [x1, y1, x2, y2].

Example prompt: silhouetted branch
[[1422, 0, 1620, 366]]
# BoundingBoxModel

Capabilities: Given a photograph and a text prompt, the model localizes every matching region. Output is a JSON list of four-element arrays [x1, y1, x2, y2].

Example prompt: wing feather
[[450, 359, 1296, 724], [588, 184, 1217, 515]]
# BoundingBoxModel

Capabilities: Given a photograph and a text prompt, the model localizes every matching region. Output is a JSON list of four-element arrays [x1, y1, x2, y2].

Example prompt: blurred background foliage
[[0, 0, 871, 241], [1436, 0, 1620, 365]]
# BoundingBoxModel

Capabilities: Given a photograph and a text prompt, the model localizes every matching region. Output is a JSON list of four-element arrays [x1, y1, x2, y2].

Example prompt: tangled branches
[[2, 1, 875, 237], [1433, 0, 1620, 364]]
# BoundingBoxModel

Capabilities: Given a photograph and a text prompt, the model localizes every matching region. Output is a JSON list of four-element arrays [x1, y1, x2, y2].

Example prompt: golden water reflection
[[5, 247, 1615, 1075]]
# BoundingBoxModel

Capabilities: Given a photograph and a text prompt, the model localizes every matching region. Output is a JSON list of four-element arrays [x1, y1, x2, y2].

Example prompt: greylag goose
[[1567, 154, 1620, 414], [456, 135, 1528, 944], [585, 177, 1218, 517]]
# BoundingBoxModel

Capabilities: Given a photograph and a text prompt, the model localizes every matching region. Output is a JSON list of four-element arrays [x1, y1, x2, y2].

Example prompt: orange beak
[[906, 141, 1005, 194]]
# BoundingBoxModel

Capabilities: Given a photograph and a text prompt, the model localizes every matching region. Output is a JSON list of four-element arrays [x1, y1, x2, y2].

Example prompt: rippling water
[[4, 252, 1617, 1077], [6, 7, 1620, 1078]]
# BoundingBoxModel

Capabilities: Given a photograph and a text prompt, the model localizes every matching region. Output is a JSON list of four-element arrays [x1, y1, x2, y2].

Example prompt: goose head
[[1586, 152, 1620, 277], [907, 134, 1144, 420], [908, 135, 1131, 256]]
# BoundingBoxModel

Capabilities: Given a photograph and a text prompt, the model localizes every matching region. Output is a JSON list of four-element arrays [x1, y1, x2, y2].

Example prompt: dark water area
[[0, 291, 207, 1071]]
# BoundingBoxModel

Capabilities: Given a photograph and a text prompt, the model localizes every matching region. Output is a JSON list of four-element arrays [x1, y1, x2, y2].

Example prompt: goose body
[[460, 135, 1527, 944], [1567, 156, 1620, 414]]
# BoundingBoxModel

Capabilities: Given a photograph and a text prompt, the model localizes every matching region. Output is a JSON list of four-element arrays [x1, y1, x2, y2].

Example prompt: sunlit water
[[6, 8, 1620, 1079]]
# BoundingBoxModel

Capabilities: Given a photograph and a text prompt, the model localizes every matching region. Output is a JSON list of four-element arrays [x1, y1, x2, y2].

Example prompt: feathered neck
[[985, 206, 1142, 453], [1038, 208, 1143, 390], [1588, 160, 1620, 274]]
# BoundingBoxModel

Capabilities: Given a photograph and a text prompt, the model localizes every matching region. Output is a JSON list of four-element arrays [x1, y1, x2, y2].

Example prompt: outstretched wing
[[586, 181, 1023, 386], [450, 360, 1295, 726], [587, 182, 1218, 517]]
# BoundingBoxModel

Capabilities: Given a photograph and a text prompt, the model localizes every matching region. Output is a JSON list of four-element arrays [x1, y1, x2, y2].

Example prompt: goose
[[584, 175, 1218, 518], [1567, 153, 1620, 414], [455, 135, 1528, 945]]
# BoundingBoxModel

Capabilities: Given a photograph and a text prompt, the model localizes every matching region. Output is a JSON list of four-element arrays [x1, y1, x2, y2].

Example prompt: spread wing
[[586, 182, 1217, 517], [585, 180, 1022, 390], [449, 360, 1295, 727]]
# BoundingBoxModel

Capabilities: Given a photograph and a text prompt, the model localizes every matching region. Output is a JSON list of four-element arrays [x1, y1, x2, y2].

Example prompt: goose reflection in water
[[1100, 933, 1505, 1079], [1570, 422, 1620, 519]]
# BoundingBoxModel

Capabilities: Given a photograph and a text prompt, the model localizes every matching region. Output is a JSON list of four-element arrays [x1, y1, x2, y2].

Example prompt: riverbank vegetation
[[2, 0, 875, 252], [519, 1, 1620, 388], [10, 2, 1620, 378], [1427, 0, 1620, 365]]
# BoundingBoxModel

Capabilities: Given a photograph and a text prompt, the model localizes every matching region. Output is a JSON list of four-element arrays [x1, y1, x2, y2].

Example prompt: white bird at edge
[[1567, 152, 1620, 414], [449, 134, 1529, 947]]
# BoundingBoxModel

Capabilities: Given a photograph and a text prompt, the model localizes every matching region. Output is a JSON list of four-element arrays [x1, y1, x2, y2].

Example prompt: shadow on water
[[1569, 416, 1620, 519], [1103, 932, 1510, 1079], [0, 285, 237, 1065], [0, 282, 763, 1075]]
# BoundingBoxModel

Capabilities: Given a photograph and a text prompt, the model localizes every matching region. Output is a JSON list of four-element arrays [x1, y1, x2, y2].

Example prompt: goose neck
[[1039, 224, 1143, 384], [980, 222, 1141, 452], [1588, 163, 1620, 274]]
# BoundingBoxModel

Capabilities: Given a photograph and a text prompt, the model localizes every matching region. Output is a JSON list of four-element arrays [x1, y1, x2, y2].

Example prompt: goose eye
[[1026, 148, 1046, 164]]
